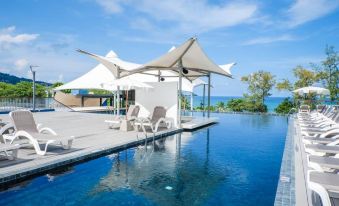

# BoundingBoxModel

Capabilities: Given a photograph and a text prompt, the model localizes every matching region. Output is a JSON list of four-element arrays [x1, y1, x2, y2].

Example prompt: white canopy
[[293, 86, 330, 95], [54, 52, 117, 91], [101, 77, 153, 91], [125, 38, 232, 80], [54, 51, 201, 93]]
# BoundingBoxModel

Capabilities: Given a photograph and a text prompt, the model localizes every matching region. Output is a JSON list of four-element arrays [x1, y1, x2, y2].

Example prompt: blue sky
[[0, 0, 338, 97]]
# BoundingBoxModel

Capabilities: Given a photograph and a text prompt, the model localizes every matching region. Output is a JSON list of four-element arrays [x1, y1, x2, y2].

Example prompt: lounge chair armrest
[[39, 127, 57, 136], [37, 123, 43, 130], [154, 117, 169, 132], [0, 123, 14, 136]]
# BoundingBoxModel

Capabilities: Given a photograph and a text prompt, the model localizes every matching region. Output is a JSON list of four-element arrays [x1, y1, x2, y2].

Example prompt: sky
[[0, 0, 338, 97]]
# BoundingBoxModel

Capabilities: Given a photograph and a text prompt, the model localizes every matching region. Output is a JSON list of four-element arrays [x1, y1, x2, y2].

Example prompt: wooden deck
[[0, 111, 217, 185]]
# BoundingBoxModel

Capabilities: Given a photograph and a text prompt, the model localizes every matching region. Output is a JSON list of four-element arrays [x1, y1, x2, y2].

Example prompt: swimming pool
[[0, 113, 287, 206]]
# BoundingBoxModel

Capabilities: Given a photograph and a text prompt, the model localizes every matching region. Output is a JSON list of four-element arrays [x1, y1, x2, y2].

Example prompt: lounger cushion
[[306, 144, 339, 154], [304, 137, 335, 144], [309, 156, 339, 170], [310, 171, 339, 192]]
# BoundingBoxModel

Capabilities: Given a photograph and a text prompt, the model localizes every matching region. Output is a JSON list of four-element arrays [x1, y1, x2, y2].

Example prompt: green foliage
[[313, 45, 339, 101], [241, 70, 276, 105], [293, 66, 318, 88], [276, 79, 293, 91], [215, 101, 226, 111], [226, 98, 267, 113], [181, 96, 190, 110], [275, 98, 295, 114], [226, 99, 246, 112], [0, 81, 47, 98]]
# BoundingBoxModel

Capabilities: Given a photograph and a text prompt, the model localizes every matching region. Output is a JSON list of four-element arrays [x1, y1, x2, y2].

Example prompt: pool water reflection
[[0, 113, 287, 206]]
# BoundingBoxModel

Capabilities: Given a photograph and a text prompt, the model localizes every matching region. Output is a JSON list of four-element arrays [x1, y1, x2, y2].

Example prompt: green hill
[[0, 72, 51, 86]]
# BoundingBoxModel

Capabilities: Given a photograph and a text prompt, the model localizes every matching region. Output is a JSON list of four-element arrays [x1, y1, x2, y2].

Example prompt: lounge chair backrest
[[126, 105, 140, 119], [9, 110, 39, 133], [151, 106, 166, 122]]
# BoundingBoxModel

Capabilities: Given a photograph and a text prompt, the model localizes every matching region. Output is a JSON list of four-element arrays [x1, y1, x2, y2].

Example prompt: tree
[[215, 101, 225, 111], [293, 66, 318, 88], [313, 45, 339, 102], [241, 70, 276, 105], [274, 98, 295, 114]]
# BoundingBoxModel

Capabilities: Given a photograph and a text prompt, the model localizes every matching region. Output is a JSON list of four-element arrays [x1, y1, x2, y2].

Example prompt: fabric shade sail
[[124, 38, 232, 80], [54, 51, 204, 93]]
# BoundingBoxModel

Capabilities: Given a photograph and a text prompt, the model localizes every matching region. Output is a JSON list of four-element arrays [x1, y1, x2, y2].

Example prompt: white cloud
[[14, 58, 29, 70], [243, 34, 296, 45], [96, 0, 258, 34], [0, 26, 39, 46], [286, 0, 339, 27], [96, 0, 123, 14]]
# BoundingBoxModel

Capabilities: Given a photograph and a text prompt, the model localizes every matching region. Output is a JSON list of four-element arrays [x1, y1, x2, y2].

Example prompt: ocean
[[190, 96, 286, 112]]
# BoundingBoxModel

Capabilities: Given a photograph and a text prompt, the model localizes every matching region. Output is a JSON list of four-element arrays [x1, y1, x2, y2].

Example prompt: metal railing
[[0, 97, 56, 112]]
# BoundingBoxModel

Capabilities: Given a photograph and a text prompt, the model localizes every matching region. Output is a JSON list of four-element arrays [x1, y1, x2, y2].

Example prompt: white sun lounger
[[9, 110, 74, 156], [105, 105, 140, 129], [135, 106, 172, 135], [307, 155, 339, 172], [308, 170, 339, 206], [304, 144, 339, 156]]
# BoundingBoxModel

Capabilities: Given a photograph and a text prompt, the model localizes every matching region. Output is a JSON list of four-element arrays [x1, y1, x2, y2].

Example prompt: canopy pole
[[117, 67, 120, 116], [207, 73, 211, 118], [202, 84, 206, 117], [190, 92, 194, 117], [113, 91, 117, 115], [178, 59, 183, 128]]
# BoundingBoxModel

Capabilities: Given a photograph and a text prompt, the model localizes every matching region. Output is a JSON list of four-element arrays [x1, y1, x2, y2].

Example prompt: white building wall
[[135, 82, 178, 127]]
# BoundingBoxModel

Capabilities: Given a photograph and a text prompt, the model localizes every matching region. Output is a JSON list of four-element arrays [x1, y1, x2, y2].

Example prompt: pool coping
[[274, 116, 296, 206]]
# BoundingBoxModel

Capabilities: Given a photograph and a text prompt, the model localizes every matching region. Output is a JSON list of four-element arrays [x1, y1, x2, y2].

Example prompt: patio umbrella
[[101, 77, 153, 117], [293, 86, 330, 95]]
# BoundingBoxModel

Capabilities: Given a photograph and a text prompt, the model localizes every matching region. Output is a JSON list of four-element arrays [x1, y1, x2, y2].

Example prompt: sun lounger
[[0, 130, 20, 160], [135, 106, 172, 134], [9, 110, 74, 156], [304, 144, 339, 156], [308, 155, 339, 172], [0, 143, 20, 160], [105, 105, 140, 129], [308, 170, 339, 206], [299, 105, 310, 113]]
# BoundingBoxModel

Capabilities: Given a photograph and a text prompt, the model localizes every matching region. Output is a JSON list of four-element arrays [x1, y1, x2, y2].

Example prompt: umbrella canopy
[[293, 86, 330, 95]]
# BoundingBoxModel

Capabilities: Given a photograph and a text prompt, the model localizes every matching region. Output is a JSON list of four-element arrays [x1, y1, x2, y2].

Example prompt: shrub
[[226, 98, 246, 112], [275, 98, 295, 114]]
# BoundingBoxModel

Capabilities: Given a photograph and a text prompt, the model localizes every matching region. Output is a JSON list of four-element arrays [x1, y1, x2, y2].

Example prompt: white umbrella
[[293, 86, 330, 95], [101, 77, 153, 117]]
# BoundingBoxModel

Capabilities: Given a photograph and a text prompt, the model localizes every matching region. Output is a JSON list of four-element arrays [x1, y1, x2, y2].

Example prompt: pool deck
[[0, 111, 216, 186]]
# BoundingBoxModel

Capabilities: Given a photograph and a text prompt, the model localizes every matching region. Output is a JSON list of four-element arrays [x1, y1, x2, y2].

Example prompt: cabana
[[124, 37, 233, 126]]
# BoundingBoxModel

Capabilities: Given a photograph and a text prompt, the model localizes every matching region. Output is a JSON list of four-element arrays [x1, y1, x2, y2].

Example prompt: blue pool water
[[0, 113, 288, 206]]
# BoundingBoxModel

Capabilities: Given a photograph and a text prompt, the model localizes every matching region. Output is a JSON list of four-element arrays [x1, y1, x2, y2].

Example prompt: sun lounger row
[[297, 105, 339, 206], [105, 105, 173, 135]]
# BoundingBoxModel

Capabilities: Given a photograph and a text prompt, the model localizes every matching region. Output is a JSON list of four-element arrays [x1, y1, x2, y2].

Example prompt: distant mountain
[[0, 72, 51, 86]]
